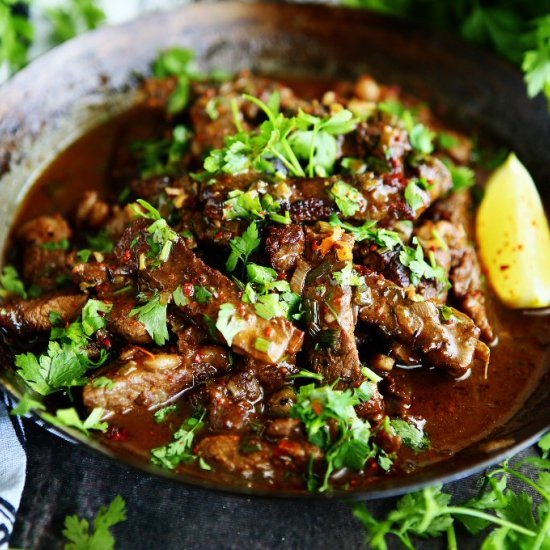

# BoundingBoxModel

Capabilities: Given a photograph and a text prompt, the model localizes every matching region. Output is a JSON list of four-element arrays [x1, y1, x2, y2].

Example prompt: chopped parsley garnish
[[14, 299, 112, 395], [41, 238, 70, 251], [131, 199, 179, 264], [11, 393, 108, 436], [329, 215, 449, 288], [290, 381, 389, 492], [154, 405, 178, 423], [443, 158, 477, 192], [0, 265, 28, 299], [226, 222, 261, 273], [62, 495, 126, 550], [404, 181, 426, 212], [329, 180, 365, 217], [333, 263, 365, 287], [203, 93, 357, 178], [86, 230, 114, 254], [215, 303, 247, 346], [390, 418, 429, 452], [131, 124, 191, 178], [223, 189, 290, 224], [151, 408, 206, 469], [130, 293, 170, 346], [193, 286, 213, 304], [440, 305, 455, 321]]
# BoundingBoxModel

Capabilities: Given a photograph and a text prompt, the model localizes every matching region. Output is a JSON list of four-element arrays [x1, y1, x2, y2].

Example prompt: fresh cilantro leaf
[[63, 495, 126, 550], [399, 237, 449, 287], [77, 249, 93, 263], [92, 376, 115, 390], [329, 215, 402, 249], [193, 286, 213, 304], [151, 408, 206, 469], [254, 293, 287, 320], [215, 303, 246, 346], [291, 382, 386, 491], [154, 405, 178, 423], [131, 125, 191, 178], [81, 299, 112, 336], [172, 285, 188, 307], [226, 222, 261, 272], [391, 418, 430, 452], [130, 294, 169, 346], [246, 263, 278, 285], [41, 238, 70, 251], [409, 123, 435, 154], [86, 230, 113, 254], [443, 158, 476, 192], [0, 265, 28, 298], [540, 432, 550, 459], [333, 263, 365, 287], [0, 1, 34, 74], [329, 180, 365, 217], [47, 0, 105, 46], [404, 181, 426, 212], [222, 189, 290, 225]]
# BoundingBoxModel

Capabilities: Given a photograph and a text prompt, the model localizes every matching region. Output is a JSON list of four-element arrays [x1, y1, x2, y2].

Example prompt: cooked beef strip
[[74, 191, 111, 230], [0, 292, 87, 335], [196, 433, 322, 478], [204, 369, 263, 431], [107, 295, 152, 345], [83, 330, 230, 415], [265, 224, 305, 274], [302, 226, 362, 385], [17, 214, 72, 290], [130, 233, 304, 364], [355, 244, 411, 289], [419, 206, 494, 342], [356, 269, 488, 378]]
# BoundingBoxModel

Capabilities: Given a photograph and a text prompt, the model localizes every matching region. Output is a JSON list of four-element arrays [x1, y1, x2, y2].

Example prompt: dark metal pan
[[0, 1, 549, 499]]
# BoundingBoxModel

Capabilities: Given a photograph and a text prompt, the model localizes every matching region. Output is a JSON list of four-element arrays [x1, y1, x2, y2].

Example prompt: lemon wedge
[[476, 153, 550, 309]]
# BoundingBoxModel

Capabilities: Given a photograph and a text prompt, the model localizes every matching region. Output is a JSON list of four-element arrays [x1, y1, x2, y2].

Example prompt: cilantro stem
[[308, 123, 320, 177], [492, 467, 550, 500], [280, 139, 306, 177], [532, 509, 550, 550], [231, 98, 243, 133], [445, 507, 537, 537], [446, 524, 457, 550]]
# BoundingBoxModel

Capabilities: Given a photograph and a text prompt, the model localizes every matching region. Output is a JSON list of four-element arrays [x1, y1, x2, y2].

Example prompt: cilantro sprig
[[329, 215, 450, 288], [130, 293, 170, 346], [63, 495, 126, 550], [204, 92, 358, 178], [354, 436, 550, 549], [290, 380, 390, 492], [223, 189, 291, 225], [151, 408, 206, 469], [14, 299, 112, 396]]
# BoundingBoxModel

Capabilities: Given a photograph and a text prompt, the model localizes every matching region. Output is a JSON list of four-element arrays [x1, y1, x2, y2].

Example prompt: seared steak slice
[[302, 226, 362, 385], [0, 292, 87, 335], [357, 270, 488, 378], [265, 224, 305, 274], [136, 238, 304, 365]]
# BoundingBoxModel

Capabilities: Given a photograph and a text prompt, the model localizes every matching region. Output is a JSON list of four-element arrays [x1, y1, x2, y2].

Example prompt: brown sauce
[[7, 81, 550, 493]]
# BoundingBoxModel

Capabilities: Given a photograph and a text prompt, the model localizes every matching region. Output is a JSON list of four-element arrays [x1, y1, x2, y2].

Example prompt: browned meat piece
[[84, 333, 230, 415], [205, 369, 263, 431], [195, 434, 275, 478], [431, 188, 472, 227], [357, 269, 488, 378], [243, 357, 298, 393], [302, 226, 362, 385], [133, 237, 303, 364], [0, 292, 87, 335], [75, 191, 111, 229], [267, 386, 297, 417], [17, 215, 72, 290], [196, 433, 322, 478], [195, 169, 451, 231], [416, 216, 493, 341], [265, 224, 305, 274], [266, 417, 303, 438], [107, 296, 152, 345], [355, 244, 411, 289]]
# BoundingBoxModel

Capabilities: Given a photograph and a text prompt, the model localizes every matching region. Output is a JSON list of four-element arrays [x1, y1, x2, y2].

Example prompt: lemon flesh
[[476, 153, 550, 309]]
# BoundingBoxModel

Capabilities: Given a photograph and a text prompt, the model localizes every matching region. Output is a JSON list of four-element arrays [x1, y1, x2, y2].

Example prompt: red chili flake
[[276, 438, 300, 456], [122, 250, 132, 262], [312, 400, 324, 416], [105, 425, 129, 442], [183, 283, 195, 297], [265, 326, 275, 338], [500, 265, 510, 271], [214, 231, 224, 241], [277, 272, 289, 281]]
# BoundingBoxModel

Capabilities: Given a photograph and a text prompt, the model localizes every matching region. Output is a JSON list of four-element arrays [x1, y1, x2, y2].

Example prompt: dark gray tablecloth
[[8, 418, 536, 550]]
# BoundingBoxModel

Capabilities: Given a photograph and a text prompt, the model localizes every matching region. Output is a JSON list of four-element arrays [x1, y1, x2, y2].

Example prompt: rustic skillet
[[0, 1, 549, 499]]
